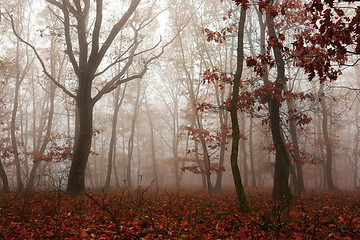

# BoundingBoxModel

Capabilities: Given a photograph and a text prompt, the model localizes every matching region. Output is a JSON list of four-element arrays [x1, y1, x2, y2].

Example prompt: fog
[[0, 0, 359, 195]]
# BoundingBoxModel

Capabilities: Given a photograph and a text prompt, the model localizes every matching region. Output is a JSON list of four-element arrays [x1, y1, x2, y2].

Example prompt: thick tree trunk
[[230, 4, 250, 211], [67, 80, 94, 193], [319, 85, 336, 190]]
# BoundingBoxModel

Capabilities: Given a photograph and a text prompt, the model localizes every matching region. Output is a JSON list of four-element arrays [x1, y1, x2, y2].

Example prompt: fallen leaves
[[0, 190, 359, 239]]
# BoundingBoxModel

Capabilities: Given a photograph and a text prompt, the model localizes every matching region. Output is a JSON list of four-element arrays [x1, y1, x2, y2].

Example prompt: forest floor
[[0, 188, 359, 239]]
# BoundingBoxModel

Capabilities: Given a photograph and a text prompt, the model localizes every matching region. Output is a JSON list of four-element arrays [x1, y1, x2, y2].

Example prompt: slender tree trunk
[[104, 85, 125, 189], [241, 113, 248, 187], [172, 93, 180, 188], [145, 96, 159, 188], [0, 161, 9, 192], [249, 115, 256, 188], [230, 4, 250, 211], [214, 121, 227, 190], [126, 80, 141, 189], [11, 41, 24, 191], [354, 114, 359, 189], [27, 36, 59, 190], [286, 92, 305, 192], [319, 84, 336, 190], [136, 126, 141, 188]]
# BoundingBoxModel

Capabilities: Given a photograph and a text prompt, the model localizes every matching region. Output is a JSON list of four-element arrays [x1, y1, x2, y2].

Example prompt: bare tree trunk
[[249, 115, 256, 188], [286, 90, 305, 192], [266, 11, 291, 203], [11, 40, 25, 191], [126, 80, 141, 189], [145, 95, 159, 188], [241, 113, 248, 187], [0, 161, 9, 192], [67, 80, 94, 193], [354, 111, 359, 189], [104, 85, 126, 189], [319, 84, 336, 190], [27, 35, 60, 190], [230, 4, 250, 211]]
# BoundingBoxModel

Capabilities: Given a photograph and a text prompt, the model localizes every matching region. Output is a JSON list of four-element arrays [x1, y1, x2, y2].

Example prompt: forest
[[0, 0, 360, 238]]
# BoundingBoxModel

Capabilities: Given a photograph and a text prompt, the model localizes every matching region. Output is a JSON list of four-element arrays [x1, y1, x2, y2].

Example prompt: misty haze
[[0, 0, 359, 239]]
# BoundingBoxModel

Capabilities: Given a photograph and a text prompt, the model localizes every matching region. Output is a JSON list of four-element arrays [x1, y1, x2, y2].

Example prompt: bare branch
[[90, 0, 141, 71], [89, 0, 102, 63], [61, 0, 80, 77], [7, 12, 75, 98]]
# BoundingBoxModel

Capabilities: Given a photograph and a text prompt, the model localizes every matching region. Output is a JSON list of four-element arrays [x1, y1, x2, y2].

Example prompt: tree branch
[[7, 12, 75, 99]]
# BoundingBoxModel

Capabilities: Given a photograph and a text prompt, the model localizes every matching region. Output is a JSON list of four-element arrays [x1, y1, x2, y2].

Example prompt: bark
[[230, 4, 250, 211], [319, 84, 336, 190], [67, 79, 94, 193], [266, 11, 292, 203]]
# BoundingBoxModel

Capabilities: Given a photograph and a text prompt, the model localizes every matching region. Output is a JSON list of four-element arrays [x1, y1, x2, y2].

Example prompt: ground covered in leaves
[[0, 188, 359, 239]]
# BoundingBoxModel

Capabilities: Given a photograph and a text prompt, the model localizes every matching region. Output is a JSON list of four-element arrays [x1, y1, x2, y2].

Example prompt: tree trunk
[[214, 121, 227, 190], [241, 112, 248, 187], [354, 115, 359, 189], [286, 91, 305, 192], [230, 4, 250, 211], [67, 80, 94, 193], [145, 96, 159, 188], [27, 36, 59, 191], [104, 85, 125, 189], [0, 161, 9, 192], [319, 84, 336, 190], [11, 41, 24, 191], [249, 115, 256, 188], [126, 80, 141, 189], [266, 11, 292, 203]]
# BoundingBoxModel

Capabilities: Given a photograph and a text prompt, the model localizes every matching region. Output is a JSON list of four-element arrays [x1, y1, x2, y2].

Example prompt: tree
[[319, 84, 336, 190], [104, 84, 126, 190], [229, 1, 250, 211], [8, 0, 34, 191], [9, 0, 172, 193]]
